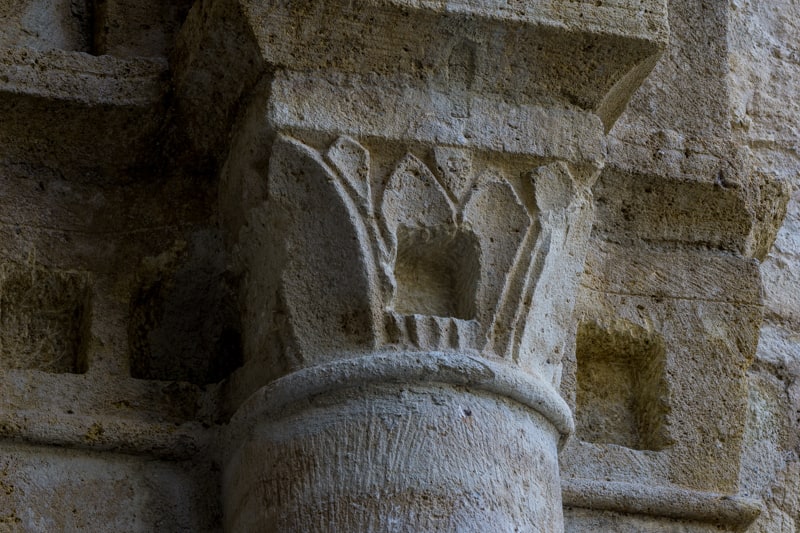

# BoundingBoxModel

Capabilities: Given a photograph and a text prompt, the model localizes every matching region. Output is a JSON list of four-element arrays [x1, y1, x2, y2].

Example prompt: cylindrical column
[[216, 124, 598, 530], [169, 0, 668, 525], [224, 353, 572, 532]]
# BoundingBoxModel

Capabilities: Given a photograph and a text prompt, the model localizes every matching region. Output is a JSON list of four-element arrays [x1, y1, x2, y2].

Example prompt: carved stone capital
[[217, 131, 597, 530], [196, 1, 669, 530], [223, 133, 597, 410]]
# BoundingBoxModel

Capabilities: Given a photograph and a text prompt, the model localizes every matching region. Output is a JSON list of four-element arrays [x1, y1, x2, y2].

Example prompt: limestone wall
[[0, 1, 224, 529], [729, 1, 800, 531], [0, 0, 797, 531]]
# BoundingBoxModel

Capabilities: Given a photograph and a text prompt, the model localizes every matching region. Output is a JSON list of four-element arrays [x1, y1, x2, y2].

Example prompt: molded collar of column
[[229, 351, 575, 449]]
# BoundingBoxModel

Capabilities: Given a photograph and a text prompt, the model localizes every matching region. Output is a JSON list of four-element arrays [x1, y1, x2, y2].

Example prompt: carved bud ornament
[[242, 134, 595, 394]]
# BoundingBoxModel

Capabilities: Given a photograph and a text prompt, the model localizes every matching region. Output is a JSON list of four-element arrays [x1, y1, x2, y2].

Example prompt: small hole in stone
[[392, 226, 479, 319], [575, 320, 671, 451]]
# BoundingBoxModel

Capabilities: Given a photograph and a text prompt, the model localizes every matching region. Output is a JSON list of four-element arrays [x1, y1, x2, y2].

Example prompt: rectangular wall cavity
[[0, 267, 89, 374], [575, 320, 671, 451]]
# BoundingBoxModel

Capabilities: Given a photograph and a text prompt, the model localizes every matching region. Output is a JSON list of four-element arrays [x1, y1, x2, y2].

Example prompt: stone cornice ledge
[[229, 351, 575, 448], [242, 0, 666, 123], [174, 0, 667, 158], [0, 47, 169, 176], [0, 410, 207, 461], [0, 48, 167, 106], [269, 70, 606, 167], [375, 0, 669, 44], [562, 478, 762, 532]]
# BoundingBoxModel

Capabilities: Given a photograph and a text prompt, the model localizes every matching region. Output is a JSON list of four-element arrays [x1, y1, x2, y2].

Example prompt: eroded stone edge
[[231, 351, 575, 448], [562, 478, 762, 531], [0, 48, 168, 106], [0, 411, 206, 461]]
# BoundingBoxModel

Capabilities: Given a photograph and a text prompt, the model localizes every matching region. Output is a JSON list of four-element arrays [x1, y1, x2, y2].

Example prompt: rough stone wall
[[562, 0, 800, 532], [0, 1, 225, 530], [729, 1, 800, 531], [0, 0, 798, 532], [558, 0, 800, 530], [559, 0, 781, 530]]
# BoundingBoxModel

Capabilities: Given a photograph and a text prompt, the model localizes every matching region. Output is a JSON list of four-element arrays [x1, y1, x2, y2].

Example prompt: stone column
[[173, 1, 668, 530], [221, 137, 593, 531]]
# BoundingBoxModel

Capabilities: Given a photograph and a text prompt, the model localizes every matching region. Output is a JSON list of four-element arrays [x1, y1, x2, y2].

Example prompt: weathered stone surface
[[1, 0, 799, 531], [201, 0, 668, 528], [221, 122, 595, 526], [0, 0, 92, 52], [554, 0, 794, 531], [563, 479, 761, 533], [0, 49, 169, 178], [227, 380, 563, 532], [0, 443, 219, 531]]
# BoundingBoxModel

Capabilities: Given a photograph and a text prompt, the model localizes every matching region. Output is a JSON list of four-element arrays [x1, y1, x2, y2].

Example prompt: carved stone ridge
[[234, 134, 597, 392], [562, 478, 762, 531], [228, 351, 575, 448]]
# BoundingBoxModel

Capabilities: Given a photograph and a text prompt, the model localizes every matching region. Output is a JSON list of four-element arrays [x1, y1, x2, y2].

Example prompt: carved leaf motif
[[325, 136, 371, 209], [463, 175, 533, 353], [434, 146, 474, 204], [380, 154, 455, 244], [517, 162, 595, 377], [265, 135, 380, 365]]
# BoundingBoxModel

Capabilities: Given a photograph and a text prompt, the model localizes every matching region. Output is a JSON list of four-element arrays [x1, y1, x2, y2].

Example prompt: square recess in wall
[[575, 320, 671, 451], [0, 267, 89, 374]]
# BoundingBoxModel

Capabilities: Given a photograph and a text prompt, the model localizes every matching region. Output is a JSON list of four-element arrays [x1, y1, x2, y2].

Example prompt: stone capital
[[173, 0, 670, 530]]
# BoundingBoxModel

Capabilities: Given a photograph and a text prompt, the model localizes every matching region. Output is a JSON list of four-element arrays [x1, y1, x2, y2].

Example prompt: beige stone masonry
[[2, 0, 797, 531]]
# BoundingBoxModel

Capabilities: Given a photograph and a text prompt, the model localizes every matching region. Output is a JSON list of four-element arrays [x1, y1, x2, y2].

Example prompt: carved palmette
[[247, 135, 594, 379]]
